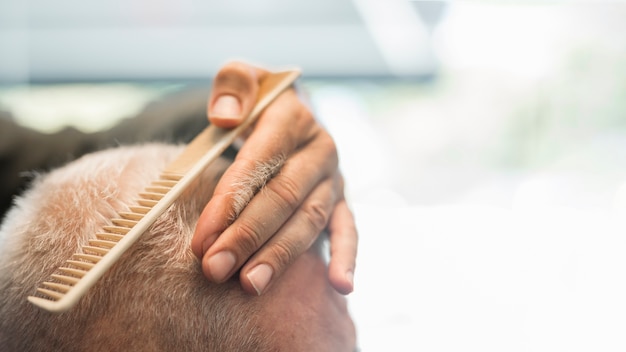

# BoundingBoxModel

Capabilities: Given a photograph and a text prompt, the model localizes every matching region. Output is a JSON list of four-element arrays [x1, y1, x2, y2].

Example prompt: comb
[[28, 69, 301, 313]]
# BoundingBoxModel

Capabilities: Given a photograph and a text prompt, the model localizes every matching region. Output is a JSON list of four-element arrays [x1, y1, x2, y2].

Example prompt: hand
[[190, 61, 358, 295]]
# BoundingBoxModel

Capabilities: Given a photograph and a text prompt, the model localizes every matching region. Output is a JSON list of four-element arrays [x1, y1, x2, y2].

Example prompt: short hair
[[0, 144, 355, 351]]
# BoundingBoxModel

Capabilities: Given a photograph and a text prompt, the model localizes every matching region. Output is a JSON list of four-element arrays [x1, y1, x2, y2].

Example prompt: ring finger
[[239, 175, 338, 295]]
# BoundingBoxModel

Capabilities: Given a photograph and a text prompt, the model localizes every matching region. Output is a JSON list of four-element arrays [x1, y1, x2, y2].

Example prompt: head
[[0, 143, 355, 351]]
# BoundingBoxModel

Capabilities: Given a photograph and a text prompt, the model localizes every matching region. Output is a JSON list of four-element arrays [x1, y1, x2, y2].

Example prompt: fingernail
[[211, 95, 241, 119], [247, 264, 273, 295], [207, 251, 236, 282]]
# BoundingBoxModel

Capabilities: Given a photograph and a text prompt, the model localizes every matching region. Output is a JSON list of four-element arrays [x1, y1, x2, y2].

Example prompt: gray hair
[[0, 144, 268, 352]]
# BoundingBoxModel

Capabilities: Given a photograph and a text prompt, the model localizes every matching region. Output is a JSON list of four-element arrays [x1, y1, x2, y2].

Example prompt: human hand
[[190, 61, 358, 295]]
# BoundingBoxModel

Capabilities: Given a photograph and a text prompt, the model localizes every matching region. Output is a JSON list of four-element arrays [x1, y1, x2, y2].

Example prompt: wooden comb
[[28, 69, 301, 313]]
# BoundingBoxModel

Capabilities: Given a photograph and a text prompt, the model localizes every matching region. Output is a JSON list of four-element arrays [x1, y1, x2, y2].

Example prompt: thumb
[[208, 61, 267, 128]]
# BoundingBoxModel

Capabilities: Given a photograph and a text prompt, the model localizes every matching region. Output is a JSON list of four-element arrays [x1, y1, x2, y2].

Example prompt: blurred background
[[2, 0, 626, 351]]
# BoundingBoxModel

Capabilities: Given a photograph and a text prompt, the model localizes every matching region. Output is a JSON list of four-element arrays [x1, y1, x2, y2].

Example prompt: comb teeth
[[58, 267, 88, 277], [72, 253, 103, 263], [145, 186, 170, 194], [111, 218, 138, 227], [101, 226, 130, 235], [42, 282, 72, 293], [83, 246, 109, 256], [160, 172, 184, 181], [138, 192, 164, 201], [137, 199, 158, 207], [36, 288, 65, 300], [51, 274, 80, 285], [89, 239, 117, 249], [151, 180, 177, 188], [132, 173, 180, 207], [129, 206, 151, 214], [96, 233, 124, 241], [66, 260, 95, 270], [27, 172, 181, 310], [118, 212, 143, 221]]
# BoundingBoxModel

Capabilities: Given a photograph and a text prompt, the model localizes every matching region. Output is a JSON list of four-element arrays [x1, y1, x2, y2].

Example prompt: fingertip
[[329, 266, 355, 295], [327, 199, 358, 295], [190, 233, 203, 259], [192, 194, 233, 258], [202, 250, 237, 283], [345, 269, 354, 293], [191, 211, 212, 258], [200, 252, 213, 281]]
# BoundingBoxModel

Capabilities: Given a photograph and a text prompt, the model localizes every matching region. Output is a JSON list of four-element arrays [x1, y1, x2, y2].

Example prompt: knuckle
[[299, 105, 315, 124], [232, 219, 266, 254], [295, 108, 315, 133], [314, 132, 339, 171], [302, 200, 331, 232], [267, 238, 301, 269], [266, 175, 301, 212], [321, 132, 338, 158]]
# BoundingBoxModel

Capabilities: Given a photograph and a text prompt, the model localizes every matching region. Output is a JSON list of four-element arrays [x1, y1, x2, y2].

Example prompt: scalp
[[0, 144, 267, 351]]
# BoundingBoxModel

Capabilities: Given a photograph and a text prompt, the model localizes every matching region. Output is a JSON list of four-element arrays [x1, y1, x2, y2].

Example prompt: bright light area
[[311, 2, 626, 350], [435, 3, 567, 79], [351, 204, 626, 351], [1, 1, 626, 351], [0, 84, 175, 133]]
